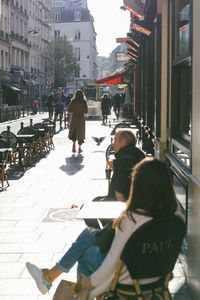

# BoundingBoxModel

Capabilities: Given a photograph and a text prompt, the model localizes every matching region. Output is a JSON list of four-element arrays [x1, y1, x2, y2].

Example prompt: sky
[[87, 0, 130, 57]]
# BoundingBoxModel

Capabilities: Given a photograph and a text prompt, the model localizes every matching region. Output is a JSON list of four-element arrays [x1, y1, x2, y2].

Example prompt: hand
[[115, 191, 126, 202], [80, 276, 93, 290], [106, 161, 113, 170]]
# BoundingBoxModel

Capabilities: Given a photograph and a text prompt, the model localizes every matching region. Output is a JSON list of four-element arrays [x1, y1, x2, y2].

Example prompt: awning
[[96, 71, 128, 85], [2, 83, 21, 92]]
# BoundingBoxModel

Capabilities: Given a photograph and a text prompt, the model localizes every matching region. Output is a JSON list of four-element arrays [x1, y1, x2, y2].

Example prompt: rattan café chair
[[0, 139, 10, 190], [102, 215, 185, 300]]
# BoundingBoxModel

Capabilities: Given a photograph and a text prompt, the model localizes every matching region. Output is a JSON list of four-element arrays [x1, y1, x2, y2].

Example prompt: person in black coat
[[113, 93, 122, 119], [46, 93, 54, 118], [93, 128, 145, 202], [101, 93, 110, 124]]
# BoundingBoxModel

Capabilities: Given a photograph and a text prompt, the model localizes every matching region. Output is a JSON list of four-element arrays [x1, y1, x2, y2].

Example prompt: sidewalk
[[0, 116, 191, 299]]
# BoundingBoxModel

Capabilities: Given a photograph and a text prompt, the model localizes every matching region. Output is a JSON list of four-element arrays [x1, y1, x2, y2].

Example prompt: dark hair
[[114, 158, 178, 228], [72, 89, 86, 102]]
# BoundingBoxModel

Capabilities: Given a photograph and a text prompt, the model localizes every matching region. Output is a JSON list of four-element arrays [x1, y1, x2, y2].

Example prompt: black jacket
[[107, 144, 145, 200]]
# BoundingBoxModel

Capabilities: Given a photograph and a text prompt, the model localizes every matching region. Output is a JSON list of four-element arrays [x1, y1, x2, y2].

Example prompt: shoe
[[78, 149, 83, 153], [26, 262, 52, 294]]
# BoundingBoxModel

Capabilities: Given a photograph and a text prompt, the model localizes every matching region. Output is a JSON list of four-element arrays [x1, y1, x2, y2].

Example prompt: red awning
[[96, 71, 128, 85]]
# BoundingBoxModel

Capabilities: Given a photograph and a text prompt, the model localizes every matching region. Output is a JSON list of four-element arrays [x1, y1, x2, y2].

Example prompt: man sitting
[[94, 128, 145, 202]]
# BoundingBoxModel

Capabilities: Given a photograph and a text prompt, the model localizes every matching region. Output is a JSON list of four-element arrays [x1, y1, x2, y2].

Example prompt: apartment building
[[53, 0, 97, 89], [0, 0, 54, 108]]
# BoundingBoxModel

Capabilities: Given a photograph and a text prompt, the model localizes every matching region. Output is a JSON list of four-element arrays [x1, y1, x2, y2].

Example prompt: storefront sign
[[116, 38, 128, 43], [116, 53, 130, 62]]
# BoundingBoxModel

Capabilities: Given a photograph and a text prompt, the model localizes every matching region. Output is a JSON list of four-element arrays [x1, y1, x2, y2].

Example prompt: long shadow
[[60, 154, 84, 175]]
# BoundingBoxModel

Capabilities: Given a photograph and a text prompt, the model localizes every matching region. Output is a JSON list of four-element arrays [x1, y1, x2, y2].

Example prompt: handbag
[[53, 279, 88, 300], [95, 222, 115, 253]]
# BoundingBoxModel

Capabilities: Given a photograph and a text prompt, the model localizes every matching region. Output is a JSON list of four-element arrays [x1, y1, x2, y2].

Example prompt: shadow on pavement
[[60, 154, 84, 175]]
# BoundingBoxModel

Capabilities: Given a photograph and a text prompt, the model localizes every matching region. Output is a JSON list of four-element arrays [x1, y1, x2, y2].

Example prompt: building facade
[[0, 0, 54, 114], [53, 0, 97, 89], [122, 0, 200, 298]]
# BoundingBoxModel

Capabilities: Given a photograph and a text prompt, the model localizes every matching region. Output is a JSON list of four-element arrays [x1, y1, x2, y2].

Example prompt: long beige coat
[[67, 99, 88, 140]]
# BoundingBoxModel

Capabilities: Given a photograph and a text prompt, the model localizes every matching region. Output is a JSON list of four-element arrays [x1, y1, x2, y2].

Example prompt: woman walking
[[101, 93, 110, 124], [67, 89, 88, 153]]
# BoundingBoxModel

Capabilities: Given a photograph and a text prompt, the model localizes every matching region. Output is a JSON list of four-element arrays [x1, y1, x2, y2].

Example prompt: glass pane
[[173, 144, 191, 168], [174, 0, 190, 57]]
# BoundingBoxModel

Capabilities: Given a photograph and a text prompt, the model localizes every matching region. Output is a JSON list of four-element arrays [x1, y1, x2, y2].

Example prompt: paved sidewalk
[[0, 117, 191, 299]]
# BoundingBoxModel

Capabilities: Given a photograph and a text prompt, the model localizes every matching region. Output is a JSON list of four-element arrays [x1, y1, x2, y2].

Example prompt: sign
[[116, 53, 129, 62], [123, 0, 145, 16], [116, 38, 128, 43]]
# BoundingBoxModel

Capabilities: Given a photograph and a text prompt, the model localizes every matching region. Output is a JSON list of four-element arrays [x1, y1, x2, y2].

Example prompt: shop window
[[173, 174, 188, 233], [174, 1, 190, 58], [170, 0, 191, 169]]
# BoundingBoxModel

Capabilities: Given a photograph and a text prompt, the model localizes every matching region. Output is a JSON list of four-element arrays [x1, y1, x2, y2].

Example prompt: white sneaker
[[26, 262, 52, 294]]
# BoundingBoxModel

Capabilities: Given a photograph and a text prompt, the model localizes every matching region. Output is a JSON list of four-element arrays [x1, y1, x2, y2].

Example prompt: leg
[[72, 141, 76, 152], [77, 245, 106, 277], [26, 228, 99, 294], [78, 140, 83, 153], [56, 228, 99, 273]]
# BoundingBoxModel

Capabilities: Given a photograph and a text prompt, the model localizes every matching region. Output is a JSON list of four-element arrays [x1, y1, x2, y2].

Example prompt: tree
[[53, 35, 80, 88]]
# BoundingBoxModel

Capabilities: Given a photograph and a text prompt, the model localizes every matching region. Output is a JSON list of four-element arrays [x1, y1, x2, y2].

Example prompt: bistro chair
[[102, 215, 185, 300], [0, 131, 18, 168], [0, 139, 10, 190], [17, 126, 39, 167], [33, 122, 49, 155], [42, 119, 55, 149]]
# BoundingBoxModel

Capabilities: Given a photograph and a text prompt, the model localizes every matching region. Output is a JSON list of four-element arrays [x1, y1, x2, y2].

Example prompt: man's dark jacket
[[107, 143, 145, 200]]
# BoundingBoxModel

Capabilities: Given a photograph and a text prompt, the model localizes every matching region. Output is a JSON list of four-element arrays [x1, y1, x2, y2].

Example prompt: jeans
[[56, 228, 106, 276]]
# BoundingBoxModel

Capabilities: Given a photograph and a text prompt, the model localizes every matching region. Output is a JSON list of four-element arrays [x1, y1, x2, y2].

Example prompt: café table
[[77, 201, 126, 229]]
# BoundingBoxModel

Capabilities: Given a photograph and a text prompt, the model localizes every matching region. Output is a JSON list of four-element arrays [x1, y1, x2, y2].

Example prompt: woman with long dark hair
[[79, 158, 183, 299], [67, 89, 88, 153]]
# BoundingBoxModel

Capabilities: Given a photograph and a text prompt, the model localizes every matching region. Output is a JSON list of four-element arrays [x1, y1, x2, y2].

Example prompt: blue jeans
[[56, 228, 107, 276]]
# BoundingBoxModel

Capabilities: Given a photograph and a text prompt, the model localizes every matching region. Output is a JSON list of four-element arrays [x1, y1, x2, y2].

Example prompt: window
[[1, 50, 4, 70], [75, 29, 81, 39], [74, 11, 81, 21], [74, 48, 80, 61], [54, 1, 65, 7], [54, 13, 61, 21], [55, 30, 60, 37], [170, 0, 191, 169]]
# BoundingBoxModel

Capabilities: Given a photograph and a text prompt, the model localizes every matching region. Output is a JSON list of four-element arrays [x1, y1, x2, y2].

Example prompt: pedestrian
[[101, 93, 110, 124], [113, 92, 122, 119], [33, 99, 38, 114], [52, 91, 65, 122], [67, 89, 88, 153], [46, 92, 54, 118], [26, 158, 184, 300]]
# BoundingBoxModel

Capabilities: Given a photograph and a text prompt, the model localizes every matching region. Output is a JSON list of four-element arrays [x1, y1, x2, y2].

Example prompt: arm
[[89, 216, 134, 287], [83, 101, 88, 114]]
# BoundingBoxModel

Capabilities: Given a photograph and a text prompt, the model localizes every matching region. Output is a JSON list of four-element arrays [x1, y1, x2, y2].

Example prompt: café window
[[170, 0, 192, 169], [174, 1, 190, 58]]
